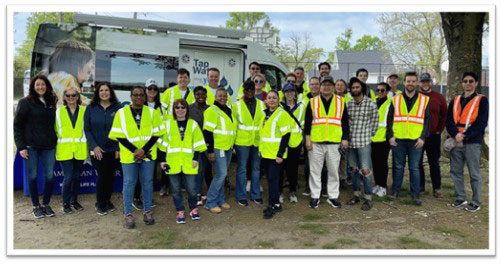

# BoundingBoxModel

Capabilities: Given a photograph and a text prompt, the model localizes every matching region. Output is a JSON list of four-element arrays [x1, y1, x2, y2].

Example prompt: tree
[[335, 28, 352, 51], [276, 32, 324, 72], [377, 13, 447, 82], [352, 35, 386, 51], [225, 12, 280, 53]]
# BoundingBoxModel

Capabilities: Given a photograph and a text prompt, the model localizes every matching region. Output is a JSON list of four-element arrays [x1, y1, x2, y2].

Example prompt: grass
[[433, 226, 467, 238], [398, 198, 418, 206], [256, 240, 275, 249], [322, 238, 357, 249], [139, 230, 176, 249], [398, 236, 436, 249], [299, 223, 326, 235], [303, 212, 324, 221], [303, 241, 316, 247], [322, 243, 337, 249]]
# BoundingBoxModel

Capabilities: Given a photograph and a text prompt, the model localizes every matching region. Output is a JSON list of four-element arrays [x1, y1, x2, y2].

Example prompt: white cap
[[145, 78, 158, 88]]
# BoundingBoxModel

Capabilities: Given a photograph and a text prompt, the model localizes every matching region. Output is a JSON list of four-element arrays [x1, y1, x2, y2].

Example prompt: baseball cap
[[419, 72, 432, 82], [388, 73, 399, 79], [282, 82, 296, 92], [145, 78, 158, 88], [320, 75, 336, 85]]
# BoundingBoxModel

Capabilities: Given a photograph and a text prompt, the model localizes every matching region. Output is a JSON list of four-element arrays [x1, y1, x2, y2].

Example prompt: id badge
[[220, 149, 225, 158]]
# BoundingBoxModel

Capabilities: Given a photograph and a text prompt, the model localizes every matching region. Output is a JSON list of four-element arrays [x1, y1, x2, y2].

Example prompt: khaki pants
[[308, 143, 341, 199]]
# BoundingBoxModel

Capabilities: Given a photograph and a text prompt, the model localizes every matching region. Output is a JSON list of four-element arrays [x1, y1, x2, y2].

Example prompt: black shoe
[[388, 192, 398, 202], [412, 196, 423, 206], [61, 203, 74, 214], [71, 201, 84, 211], [106, 201, 117, 213], [271, 203, 282, 213], [361, 199, 372, 211], [251, 198, 264, 205], [143, 210, 155, 225], [451, 199, 468, 208], [95, 203, 108, 216], [263, 206, 275, 219], [309, 198, 320, 209], [346, 196, 361, 205], [42, 205, 55, 217], [465, 203, 480, 212], [32, 206, 45, 219], [238, 199, 249, 206], [159, 185, 169, 197], [327, 198, 342, 208], [132, 199, 144, 210]]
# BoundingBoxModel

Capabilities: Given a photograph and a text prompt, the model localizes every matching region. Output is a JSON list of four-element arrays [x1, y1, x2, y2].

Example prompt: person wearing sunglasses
[[418, 73, 447, 199], [371, 82, 392, 198], [446, 71, 488, 213], [109, 86, 165, 229], [158, 99, 207, 223], [238, 61, 271, 97], [55, 86, 88, 214], [252, 73, 268, 101]]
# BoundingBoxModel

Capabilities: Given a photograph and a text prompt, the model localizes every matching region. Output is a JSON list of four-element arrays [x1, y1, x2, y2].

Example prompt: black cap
[[320, 75, 336, 85], [388, 73, 399, 79], [420, 72, 432, 82]]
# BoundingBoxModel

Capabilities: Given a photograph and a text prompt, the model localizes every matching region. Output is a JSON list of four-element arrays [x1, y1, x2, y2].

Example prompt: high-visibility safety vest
[[158, 119, 207, 175], [369, 89, 377, 102], [343, 93, 353, 103], [310, 95, 344, 143], [232, 98, 265, 147], [203, 85, 232, 106], [388, 89, 402, 99], [283, 102, 306, 148], [238, 81, 271, 98], [259, 107, 292, 159], [296, 82, 311, 103], [452, 94, 484, 133], [55, 106, 88, 161], [371, 98, 392, 142], [109, 105, 165, 164], [203, 105, 237, 151], [160, 85, 196, 117], [392, 93, 430, 140]]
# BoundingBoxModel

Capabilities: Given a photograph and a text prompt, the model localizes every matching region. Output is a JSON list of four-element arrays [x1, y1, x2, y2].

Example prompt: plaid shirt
[[347, 96, 379, 148]]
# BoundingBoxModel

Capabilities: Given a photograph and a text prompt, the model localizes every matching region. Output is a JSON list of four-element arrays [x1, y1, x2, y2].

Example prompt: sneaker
[[71, 201, 84, 211], [221, 203, 231, 209], [206, 206, 222, 214], [289, 192, 298, 203], [42, 205, 55, 217], [251, 198, 264, 205], [143, 210, 155, 225], [123, 214, 135, 229], [176, 211, 186, 224], [160, 185, 169, 196], [309, 198, 320, 209], [372, 185, 379, 194], [61, 203, 74, 214], [465, 203, 480, 212], [433, 189, 443, 198], [190, 208, 200, 220], [246, 180, 251, 193], [412, 196, 423, 206], [106, 201, 117, 213], [32, 206, 45, 219], [263, 206, 275, 219], [452, 199, 468, 208], [197, 195, 204, 206], [302, 188, 310, 197], [238, 199, 249, 207], [132, 199, 143, 210], [201, 195, 207, 201], [346, 196, 361, 205], [327, 198, 342, 208], [279, 194, 284, 204], [376, 186, 387, 198], [388, 192, 398, 202], [95, 203, 108, 216], [272, 203, 283, 213], [361, 199, 372, 211]]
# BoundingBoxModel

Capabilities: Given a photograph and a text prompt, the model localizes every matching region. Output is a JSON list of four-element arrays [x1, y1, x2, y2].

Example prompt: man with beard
[[318, 62, 331, 78]]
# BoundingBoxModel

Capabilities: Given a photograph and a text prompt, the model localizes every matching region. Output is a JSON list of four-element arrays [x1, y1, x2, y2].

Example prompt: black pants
[[263, 158, 283, 206], [419, 133, 442, 191], [279, 144, 302, 193], [92, 152, 120, 208], [371, 141, 391, 188]]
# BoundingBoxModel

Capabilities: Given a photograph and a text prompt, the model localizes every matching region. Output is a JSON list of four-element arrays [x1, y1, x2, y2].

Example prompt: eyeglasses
[[132, 93, 145, 97], [147, 87, 158, 91], [376, 89, 386, 93], [250, 67, 260, 71], [463, 79, 475, 84], [254, 80, 264, 84], [65, 94, 77, 98], [175, 106, 186, 110], [287, 80, 295, 83]]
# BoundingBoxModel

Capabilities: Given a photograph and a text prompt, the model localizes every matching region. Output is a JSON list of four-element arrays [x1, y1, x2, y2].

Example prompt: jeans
[[206, 149, 232, 208], [391, 139, 423, 197], [263, 158, 283, 206], [121, 161, 155, 215], [371, 141, 391, 188], [92, 152, 120, 208], [280, 144, 302, 193], [60, 159, 84, 205], [24, 147, 56, 206], [449, 143, 482, 206], [235, 145, 261, 200], [419, 133, 442, 191], [348, 144, 373, 200], [195, 152, 212, 196], [169, 173, 197, 212]]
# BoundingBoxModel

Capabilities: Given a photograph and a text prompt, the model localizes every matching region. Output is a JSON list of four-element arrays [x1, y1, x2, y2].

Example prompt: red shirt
[[420, 90, 447, 134]]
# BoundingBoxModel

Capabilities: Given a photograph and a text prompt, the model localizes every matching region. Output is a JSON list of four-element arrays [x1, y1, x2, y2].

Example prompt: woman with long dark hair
[[14, 74, 58, 218], [84, 82, 122, 215]]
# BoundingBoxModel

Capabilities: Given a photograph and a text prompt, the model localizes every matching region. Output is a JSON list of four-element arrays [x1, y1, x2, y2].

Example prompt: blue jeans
[[24, 147, 56, 206], [263, 158, 283, 206], [348, 144, 373, 200], [392, 139, 423, 197], [60, 159, 84, 204], [195, 152, 210, 195], [206, 149, 232, 208], [235, 145, 261, 200], [169, 173, 197, 212], [121, 161, 155, 215]]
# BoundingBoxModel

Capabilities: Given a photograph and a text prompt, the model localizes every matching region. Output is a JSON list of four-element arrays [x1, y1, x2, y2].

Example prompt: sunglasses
[[132, 93, 145, 97], [147, 87, 158, 91], [463, 79, 475, 84], [175, 106, 186, 110], [376, 89, 386, 93], [65, 94, 77, 98], [254, 80, 264, 84], [250, 67, 260, 71], [287, 80, 295, 83]]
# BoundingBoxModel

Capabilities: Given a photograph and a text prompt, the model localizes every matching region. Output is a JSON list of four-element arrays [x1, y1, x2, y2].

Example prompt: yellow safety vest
[[203, 85, 232, 106], [392, 93, 430, 140], [158, 119, 207, 175], [233, 98, 265, 147], [371, 98, 392, 142], [55, 106, 88, 161], [160, 85, 196, 118], [310, 95, 344, 143], [238, 81, 271, 98], [283, 102, 306, 148], [203, 105, 237, 151], [259, 107, 292, 159], [108, 105, 165, 164], [388, 89, 402, 99]]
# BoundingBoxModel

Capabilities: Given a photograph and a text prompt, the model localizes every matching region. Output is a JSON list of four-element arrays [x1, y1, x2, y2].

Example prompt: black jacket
[[14, 97, 57, 150]]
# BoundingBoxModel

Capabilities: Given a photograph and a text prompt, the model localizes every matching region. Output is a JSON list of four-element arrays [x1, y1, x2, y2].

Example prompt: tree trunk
[[440, 12, 488, 160]]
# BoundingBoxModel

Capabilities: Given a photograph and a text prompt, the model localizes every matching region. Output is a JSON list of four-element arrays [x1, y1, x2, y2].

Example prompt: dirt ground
[[13, 157, 490, 250]]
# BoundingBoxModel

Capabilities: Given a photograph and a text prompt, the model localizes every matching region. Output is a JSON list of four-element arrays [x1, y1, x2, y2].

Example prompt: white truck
[[30, 13, 288, 103]]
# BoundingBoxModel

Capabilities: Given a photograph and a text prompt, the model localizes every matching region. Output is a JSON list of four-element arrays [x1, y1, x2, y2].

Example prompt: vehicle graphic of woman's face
[[77, 59, 94, 84]]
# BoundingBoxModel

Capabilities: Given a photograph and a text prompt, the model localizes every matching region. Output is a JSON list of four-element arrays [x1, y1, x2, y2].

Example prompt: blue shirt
[[84, 102, 122, 152]]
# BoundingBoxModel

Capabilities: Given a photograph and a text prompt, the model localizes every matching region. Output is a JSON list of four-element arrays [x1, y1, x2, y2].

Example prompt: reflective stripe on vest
[[392, 93, 429, 139], [261, 110, 284, 142], [453, 95, 483, 133]]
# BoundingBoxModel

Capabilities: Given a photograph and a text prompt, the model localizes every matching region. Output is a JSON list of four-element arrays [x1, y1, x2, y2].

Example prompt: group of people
[[14, 60, 488, 229]]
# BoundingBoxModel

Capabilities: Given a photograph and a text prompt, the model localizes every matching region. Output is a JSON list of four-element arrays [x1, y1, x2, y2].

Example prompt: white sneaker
[[376, 186, 387, 197], [279, 194, 284, 204], [372, 185, 379, 194], [246, 180, 251, 193], [289, 192, 298, 203]]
